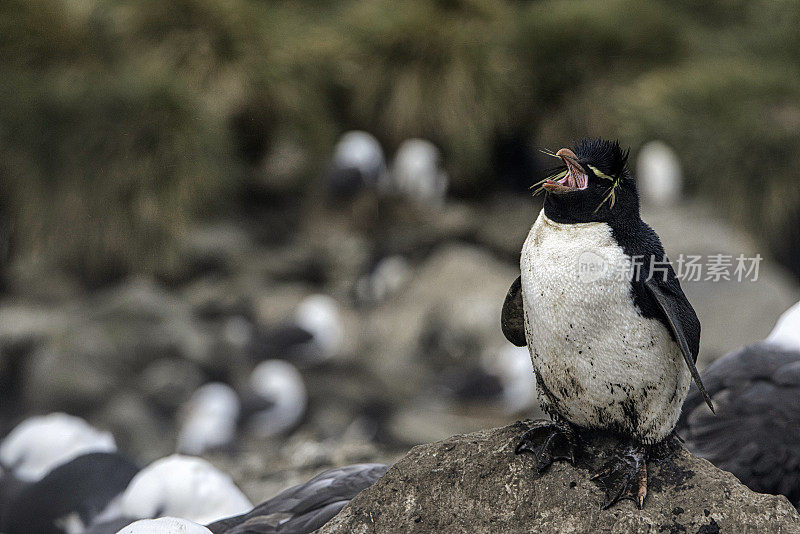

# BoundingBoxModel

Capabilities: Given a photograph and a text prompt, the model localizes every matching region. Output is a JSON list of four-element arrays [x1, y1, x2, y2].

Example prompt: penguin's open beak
[[543, 148, 589, 194]]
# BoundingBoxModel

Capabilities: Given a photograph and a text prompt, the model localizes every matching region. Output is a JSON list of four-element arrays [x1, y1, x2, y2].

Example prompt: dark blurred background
[[1, 0, 800, 500]]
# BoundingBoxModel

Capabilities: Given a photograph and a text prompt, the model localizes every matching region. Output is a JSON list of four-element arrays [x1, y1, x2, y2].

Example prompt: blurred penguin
[[249, 294, 344, 366], [205, 463, 389, 534], [766, 300, 800, 352], [0, 413, 117, 482], [244, 360, 307, 438], [325, 131, 386, 198], [177, 383, 241, 456], [440, 345, 537, 415], [483, 345, 538, 414], [292, 295, 343, 364], [116, 517, 212, 534], [678, 300, 800, 507], [636, 140, 682, 207], [387, 139, 448, 205], [112, 455, 253, 527], [354, 254, 411, 305], [1, 452, 139, 534]]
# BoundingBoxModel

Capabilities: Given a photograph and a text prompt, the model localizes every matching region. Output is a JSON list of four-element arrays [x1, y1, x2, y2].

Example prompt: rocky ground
[[320, 421, 800, 533], [0, 193, 797, 504]]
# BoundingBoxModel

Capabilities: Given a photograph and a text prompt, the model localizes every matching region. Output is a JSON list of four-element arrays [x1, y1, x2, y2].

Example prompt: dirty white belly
[[520, 211, 689, 443]]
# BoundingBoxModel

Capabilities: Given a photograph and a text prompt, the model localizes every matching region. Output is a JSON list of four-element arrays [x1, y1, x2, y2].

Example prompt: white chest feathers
[[520, 211, 689, 443], [119, 455, 252, 525]]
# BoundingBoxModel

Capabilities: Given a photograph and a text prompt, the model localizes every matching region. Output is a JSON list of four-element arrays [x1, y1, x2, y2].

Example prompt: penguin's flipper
[[502, 276, 527, 347], [645, 279, 714, 413]]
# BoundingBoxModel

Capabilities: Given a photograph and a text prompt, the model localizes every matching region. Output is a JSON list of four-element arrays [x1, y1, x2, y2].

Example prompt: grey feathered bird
[[205, 463, 389, 534], [678, 342, 800, 508]]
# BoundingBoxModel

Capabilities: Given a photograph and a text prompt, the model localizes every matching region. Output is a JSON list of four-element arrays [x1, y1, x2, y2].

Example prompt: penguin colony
[[0, 290, 383, 534], [0, 413, 387, 534], [325, 131, 449, 204]]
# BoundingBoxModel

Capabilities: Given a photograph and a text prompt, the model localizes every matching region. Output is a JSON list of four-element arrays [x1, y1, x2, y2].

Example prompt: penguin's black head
[[537, 138, 638, 224]]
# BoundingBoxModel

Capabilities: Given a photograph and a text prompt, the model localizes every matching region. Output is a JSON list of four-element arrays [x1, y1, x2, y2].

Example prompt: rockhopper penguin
[[501, 138, 713, 509]]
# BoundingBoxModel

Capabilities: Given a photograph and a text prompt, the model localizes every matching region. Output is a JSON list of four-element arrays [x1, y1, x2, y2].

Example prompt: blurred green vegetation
[[2, 0, 800, 283]]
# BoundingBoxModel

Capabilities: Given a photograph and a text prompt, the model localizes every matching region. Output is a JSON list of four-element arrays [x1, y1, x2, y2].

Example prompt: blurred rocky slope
[[0, 192, 797, 502]]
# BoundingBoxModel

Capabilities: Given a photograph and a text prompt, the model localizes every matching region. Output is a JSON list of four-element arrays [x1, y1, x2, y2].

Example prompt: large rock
[[365, 244, 518, 398], [320, 421, 800, 533]]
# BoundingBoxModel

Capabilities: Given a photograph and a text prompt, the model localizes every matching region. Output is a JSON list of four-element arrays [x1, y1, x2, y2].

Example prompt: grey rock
[[473, 194, 541, 260], [89, 279, 215, 368], [209, 435, 397, 506], [320, 421, 800, 533], [0, 305, 69, 349], [102, 314, 213, 369], [259, 137, 313, 195], [365, 244, 518, 399], [21, 330, 119, 411], [92, 278, 186, 322], [6, 259, 82, 302], [138, 358, 206, 412], [92, 392, 174, 463], [388, 402, 525, 447], [180, 276, 253, 319], [251, 284, 309, 328], [0, 305, 70, 386], [180, 222, 253, 275]]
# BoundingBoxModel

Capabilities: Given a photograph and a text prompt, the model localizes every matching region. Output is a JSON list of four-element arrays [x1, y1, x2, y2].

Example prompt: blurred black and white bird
[[243, 359, 307, 438], [353, 254, 411, 305], [96, 454, 253, 531], [0, 413, 117, 482], [765, 300, 800, 351], [177, 359, 307, 454], [325, 131, 386, 198], [115, 517, 213, 534], [0, 414, 139, 534], [678, 300, 800, 507], [177, 383, 241, 456], [485, 345, 538, 414], [1, 451, 139, 534], [386, 139, 448, 205], [439, 345, 537, 415], [249, 295, 344, 366], [636, 140, 682, 207], [205, 463, 389, 534]]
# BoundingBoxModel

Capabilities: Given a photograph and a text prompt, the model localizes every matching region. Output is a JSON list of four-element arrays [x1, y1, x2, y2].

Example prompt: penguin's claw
[[514, 422, 578, 473], [592, 445, 648, 509]]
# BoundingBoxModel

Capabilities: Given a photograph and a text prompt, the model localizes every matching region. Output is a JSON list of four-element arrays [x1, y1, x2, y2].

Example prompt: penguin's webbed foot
[[514, 421, 579, 473], [591, 443, 648, 509]]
